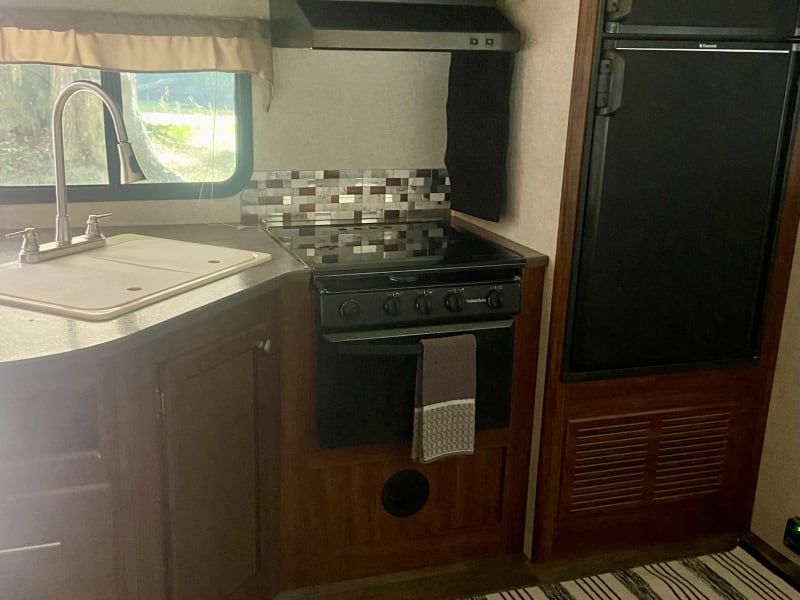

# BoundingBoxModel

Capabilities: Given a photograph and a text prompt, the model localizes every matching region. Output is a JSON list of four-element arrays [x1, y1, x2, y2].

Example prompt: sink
[[0, 234, 272, 320]]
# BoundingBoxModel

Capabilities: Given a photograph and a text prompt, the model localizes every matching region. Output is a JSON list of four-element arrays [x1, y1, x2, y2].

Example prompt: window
[[0, 65, 253, 203]]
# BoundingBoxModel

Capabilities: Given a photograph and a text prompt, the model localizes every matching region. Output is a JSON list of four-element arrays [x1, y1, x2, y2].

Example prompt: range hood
[[269, 0, 520, 51]]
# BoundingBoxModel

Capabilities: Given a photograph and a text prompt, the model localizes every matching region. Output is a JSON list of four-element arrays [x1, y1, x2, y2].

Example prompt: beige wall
[[0, 48, 449, 229], [255, 49, 448, 170], [752, 228, 800, 566], [454, 0, 579, 555]]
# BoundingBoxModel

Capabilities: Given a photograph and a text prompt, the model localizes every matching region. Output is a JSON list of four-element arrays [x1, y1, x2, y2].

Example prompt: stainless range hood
[[269, 0, 520, 51]]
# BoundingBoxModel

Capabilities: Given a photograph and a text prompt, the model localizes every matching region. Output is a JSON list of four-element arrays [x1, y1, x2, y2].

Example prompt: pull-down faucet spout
[[52, 80, 145, 247]]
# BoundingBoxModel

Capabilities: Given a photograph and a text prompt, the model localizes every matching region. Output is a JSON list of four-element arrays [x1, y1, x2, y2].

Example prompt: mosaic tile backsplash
[[240, 169, 451, 226]]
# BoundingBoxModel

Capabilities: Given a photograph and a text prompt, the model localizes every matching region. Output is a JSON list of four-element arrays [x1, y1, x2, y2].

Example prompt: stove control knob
[[445, 291, 465, 313], [415, 294, 433, 315], [384, 295, 402, 316], [486, 289, 504, 309], [339, 299, 361, 320]]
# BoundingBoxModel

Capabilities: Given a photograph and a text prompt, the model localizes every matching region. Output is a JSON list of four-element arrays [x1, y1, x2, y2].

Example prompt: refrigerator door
[[605, 0, 800, 38], [565, 40, 796, 379]]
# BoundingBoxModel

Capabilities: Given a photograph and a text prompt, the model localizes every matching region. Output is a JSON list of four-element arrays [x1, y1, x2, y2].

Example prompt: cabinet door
[[0, 486, 116, 600], [159, 323, 273, 600], [0, 366, 110, 494], [0, 363, 118, 599]]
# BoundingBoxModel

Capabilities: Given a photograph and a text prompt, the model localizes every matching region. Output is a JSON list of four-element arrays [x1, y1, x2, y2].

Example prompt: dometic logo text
[[699, 43, 718, 49]]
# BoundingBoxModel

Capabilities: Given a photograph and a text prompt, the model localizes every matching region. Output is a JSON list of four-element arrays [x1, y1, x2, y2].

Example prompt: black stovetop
[[266, 220, 524, 275]]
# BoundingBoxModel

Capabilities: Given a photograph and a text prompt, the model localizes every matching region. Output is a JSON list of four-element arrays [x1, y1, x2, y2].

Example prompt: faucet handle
[[85, 213, 113, 240], [5, 228, 40, 256]]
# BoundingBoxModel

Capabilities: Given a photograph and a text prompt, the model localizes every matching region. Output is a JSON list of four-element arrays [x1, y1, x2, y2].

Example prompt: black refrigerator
[[564, 1, 800, 380]]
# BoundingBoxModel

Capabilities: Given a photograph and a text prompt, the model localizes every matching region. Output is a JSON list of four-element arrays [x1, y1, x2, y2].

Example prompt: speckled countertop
[[450, 215, 549, 269], [0, 219, 547, 367], [0, 224, 309, 366]]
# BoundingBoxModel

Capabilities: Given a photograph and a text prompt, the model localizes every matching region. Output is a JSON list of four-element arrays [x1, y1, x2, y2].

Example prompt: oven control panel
[[318, 281, 522, 330]]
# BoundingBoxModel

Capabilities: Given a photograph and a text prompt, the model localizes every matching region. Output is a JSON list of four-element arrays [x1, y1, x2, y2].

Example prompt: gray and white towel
[[411, 334, 477, 463]]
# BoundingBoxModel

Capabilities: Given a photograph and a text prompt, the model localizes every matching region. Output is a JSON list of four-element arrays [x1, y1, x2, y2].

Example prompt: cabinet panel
[[279, 268, 546, 589], [560, 406, 738, 516], [307, 446, 506, 548], [544, 398, 752, 559], [0, 369, 110, 494], [0, 485, 116, 600], [160, 324, 270, 600], [0, 387, 99, 461]]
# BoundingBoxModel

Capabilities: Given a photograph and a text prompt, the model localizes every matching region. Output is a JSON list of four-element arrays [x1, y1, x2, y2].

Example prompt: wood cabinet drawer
[[0, 484, 116, 599], [0, 366, 111, 495]]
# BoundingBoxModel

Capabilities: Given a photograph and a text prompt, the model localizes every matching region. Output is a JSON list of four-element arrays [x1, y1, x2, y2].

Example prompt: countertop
[[450, 215, 549, 269], [0, 218, 547, 367], [0, 224, 309, 366]]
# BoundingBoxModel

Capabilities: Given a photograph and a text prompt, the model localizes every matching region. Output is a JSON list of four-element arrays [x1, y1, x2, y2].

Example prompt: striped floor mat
[[468, 547, 800, 599]]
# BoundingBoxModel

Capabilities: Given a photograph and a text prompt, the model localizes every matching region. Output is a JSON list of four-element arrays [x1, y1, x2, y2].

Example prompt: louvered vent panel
[[654, 411, 730, 502], [567, 420, 650, 513]]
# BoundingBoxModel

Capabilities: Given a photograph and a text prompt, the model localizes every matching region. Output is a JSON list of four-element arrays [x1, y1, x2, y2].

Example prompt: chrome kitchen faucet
[[5, 80, 145, 264]]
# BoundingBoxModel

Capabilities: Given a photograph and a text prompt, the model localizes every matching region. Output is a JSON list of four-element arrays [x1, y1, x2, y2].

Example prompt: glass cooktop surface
[[267, 221, 523, 274]]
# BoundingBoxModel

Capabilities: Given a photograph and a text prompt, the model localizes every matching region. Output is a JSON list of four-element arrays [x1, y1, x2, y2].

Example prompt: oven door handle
[[336, 343, 422, 357], [322, 319, 514, 347]]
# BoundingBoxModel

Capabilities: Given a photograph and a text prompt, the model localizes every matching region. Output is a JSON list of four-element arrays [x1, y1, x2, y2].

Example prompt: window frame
[[0, 71, 253, 205]]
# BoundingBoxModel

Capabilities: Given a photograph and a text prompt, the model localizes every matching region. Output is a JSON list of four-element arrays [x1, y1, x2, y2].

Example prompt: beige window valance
[[0, 8, 273, 83]]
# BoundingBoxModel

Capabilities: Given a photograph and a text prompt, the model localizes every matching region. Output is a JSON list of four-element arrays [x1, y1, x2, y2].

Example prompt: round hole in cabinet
[[381, 470, 430, 518]]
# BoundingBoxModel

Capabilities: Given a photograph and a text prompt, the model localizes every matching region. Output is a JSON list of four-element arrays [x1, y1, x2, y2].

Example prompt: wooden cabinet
[[158, 322, 275, 600], [1, 286, 286, 600], [535, 385, 757, 559], [0, 361, 118, 599], [275, 267, 546, 589], [110, 290, 284, 600], [0, 486, 116, 600], [534, 0, 800, 563]]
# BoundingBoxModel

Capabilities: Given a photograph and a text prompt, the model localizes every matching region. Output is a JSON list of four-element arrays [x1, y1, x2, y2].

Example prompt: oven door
[[317, 320, 515, 449]]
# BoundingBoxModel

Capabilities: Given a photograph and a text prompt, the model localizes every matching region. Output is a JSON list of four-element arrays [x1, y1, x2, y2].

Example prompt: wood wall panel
[[532, 0, 800, 562], [565, 419, 650, 513], [306, 446, 506, 549], [279, 265, 546, 590], [653, 411, 731, 502], [560, 405, 739, 520]]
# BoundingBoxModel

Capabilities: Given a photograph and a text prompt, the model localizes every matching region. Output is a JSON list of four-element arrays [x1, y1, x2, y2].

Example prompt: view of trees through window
[[0, 65, 237, 188]]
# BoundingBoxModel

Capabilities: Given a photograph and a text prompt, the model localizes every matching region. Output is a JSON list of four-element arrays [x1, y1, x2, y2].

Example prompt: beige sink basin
[[0, 234, 272, 320]]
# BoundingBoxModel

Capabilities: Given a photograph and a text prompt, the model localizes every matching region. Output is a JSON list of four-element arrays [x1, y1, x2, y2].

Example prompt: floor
[[275, 534, 770, 600]]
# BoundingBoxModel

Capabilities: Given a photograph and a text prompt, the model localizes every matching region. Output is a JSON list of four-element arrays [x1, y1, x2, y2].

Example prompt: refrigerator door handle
[[614, 46, 790, 55], [597, 51, 626, 116]]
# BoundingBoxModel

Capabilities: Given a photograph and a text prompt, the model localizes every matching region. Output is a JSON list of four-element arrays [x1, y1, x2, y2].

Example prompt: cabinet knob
[[256, 339, 272, 353]]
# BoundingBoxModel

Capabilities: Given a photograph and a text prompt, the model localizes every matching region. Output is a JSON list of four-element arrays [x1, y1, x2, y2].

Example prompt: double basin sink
[[0, 234, 272, 320]]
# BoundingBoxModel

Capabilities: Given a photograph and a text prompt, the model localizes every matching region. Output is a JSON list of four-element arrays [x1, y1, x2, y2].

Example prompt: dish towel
[[444, 51, 515, 222], [411, 334, 477, 463]]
